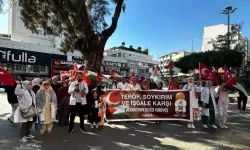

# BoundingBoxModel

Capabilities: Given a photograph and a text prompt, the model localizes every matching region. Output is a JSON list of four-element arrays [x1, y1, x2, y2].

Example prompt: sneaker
[[48, 130, 52, 133], [223, 125, 229, 129], [219, 124, 224, 128], [210, 125, 217, 129], [26, 135, 35, 139], [68, 129, 73, 134], [20, 137, 28, 143], [187, 124, 192, 128], [202, 124, 208, 128], [191, 124, 195, 128], [80, 128, 86, 133]]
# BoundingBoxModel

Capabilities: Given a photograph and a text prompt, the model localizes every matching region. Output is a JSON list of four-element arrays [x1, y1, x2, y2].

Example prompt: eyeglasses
[[44, 83, 50, 85]]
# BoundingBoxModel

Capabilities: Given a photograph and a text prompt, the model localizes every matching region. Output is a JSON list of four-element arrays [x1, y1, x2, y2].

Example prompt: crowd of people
[[2, 74, 248, 143]]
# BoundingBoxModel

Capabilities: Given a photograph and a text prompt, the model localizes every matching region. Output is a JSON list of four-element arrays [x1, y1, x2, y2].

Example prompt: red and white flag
[[223, 65, 236, 86], [0, 67, 14, 86], [199, 63, 219, 85]]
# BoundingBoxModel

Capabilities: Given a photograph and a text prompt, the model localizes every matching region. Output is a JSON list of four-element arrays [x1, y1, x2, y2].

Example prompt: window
[[118, 53, 121, 57], [15, 64, 25, 72], [32, 65, 40, 72], [40, 66, 46, 73]]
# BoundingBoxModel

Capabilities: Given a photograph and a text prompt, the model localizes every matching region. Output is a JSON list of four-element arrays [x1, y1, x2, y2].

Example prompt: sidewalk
[[0, 89, 250, 150]]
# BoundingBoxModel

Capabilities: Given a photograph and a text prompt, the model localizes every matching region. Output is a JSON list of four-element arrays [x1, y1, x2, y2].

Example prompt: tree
[[129, 45, 133, 49], [137, 47, 142, 51], [19, 0, 125, 72], [174, 50, 244, 73], [213, 23, 243, 51], [121, 42, 125, 47]]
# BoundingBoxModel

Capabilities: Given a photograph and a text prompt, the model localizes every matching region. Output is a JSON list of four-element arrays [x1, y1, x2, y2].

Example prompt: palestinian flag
[[110, 72, 122, 78], [82, 68, 102, 85]]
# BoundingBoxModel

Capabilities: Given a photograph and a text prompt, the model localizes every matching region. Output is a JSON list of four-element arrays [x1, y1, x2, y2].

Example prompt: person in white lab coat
[[201, 80, 218, 129], [14, 80, 38, 143], [182, 77, 201, 128], [117, 76, 128, 90], [68, 73, 89, 134]]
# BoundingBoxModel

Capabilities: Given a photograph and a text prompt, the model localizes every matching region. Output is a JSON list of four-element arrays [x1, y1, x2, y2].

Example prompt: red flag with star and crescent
[[199, 63, 219, 85], [223, 65, 236, 86]]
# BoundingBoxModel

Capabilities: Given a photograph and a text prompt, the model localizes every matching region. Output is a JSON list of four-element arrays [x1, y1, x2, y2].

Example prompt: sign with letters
[[104, 90, 192, 122]]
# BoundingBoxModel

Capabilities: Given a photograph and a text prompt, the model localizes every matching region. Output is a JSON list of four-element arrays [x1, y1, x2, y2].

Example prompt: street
[[0, 88, 250, 150]]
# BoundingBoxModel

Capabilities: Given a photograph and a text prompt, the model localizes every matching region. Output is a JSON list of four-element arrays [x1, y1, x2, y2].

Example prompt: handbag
[[20, 90, 36, 118], [35, 119, 42, 130], [20, 106, 36, 118]]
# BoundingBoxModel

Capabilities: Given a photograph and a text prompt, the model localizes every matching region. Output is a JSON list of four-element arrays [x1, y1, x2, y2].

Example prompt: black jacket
[[87, 97, 100, 113], [4, 83, 18, 104]]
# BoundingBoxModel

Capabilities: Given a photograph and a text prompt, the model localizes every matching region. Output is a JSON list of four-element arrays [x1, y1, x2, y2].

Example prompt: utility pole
[[222, 6, 237, 50]]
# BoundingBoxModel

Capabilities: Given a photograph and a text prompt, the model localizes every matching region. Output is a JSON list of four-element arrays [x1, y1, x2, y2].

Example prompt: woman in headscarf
[[32, 78, 42, 94], [201, 80, 218, 129], [14, 80, 38, 143], [169, 79, 182, 90], [155, 81, 164, 124], [141, 79, 150, 90], [56, 80, 70, 126], [217, 85, 230, 128], [36, 81, 57, 134], [182, 77, 201, 128]]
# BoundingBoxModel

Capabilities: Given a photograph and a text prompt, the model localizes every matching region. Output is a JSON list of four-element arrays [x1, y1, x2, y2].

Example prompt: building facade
[[201, 24, 247, 52], [0, 1, 83, 80], [158, 51, 191, 76], [103, 47, 158, 76]]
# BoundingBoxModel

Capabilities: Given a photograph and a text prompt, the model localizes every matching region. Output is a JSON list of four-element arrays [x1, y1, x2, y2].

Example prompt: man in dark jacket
[[4, 76, 21, 124]]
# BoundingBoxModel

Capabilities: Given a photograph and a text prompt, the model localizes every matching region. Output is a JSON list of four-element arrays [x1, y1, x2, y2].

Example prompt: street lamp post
[[221, 6, 237, 50]]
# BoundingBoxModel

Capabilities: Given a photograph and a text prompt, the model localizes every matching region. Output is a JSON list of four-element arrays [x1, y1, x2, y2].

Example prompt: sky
[[0, 0, 250, 60]]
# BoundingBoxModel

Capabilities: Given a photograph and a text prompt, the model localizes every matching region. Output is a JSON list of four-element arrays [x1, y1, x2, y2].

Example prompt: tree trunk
[[83, 48, 104, 73]]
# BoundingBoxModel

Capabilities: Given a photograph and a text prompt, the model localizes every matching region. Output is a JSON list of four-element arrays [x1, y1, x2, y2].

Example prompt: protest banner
[[104, 90, 192, 122]]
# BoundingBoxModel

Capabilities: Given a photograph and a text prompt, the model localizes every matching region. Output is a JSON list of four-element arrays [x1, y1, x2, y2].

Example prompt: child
[[98, 91, 106, 129], [87, 90, 101, 132]]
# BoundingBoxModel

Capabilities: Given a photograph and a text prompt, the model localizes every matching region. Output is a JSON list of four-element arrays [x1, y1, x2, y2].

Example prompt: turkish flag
[[224, 76, 237, 86], [199, 63, 219, 85], [224, 65, 236, 86], [72, 63, 79, 81], [0, 67, 14, 86]]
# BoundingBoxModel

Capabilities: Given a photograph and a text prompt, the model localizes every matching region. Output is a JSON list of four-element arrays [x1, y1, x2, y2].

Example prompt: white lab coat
[[200, 87, 218, 116], [14, 85, 38, 123], [117, 82, 128, 90], [182, 84, 201, 108], [68, 81, 89, 105]]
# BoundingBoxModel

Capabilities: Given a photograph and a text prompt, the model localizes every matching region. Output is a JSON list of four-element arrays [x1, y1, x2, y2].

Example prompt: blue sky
[[0, 0, 250, 60]]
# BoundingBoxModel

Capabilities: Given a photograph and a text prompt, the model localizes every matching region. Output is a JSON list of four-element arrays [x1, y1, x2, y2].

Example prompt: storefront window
[[14, 64, 25, 72], [32, 65, 40, 72], [40, 66, 46, 73]]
